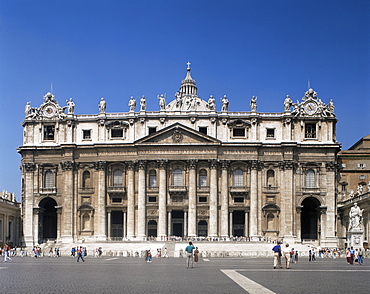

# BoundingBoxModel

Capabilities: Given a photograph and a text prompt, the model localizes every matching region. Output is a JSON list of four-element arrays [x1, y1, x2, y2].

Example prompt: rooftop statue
[[99, 98, 106, 113], [221, 95, 229, 112], [207, 95, 216, 111], [284, 95, 292, 112], [66, 98, 75, 114], [140, 96, 146, 111], [128, 96, 136, 112], [250, 96, 257, 112], [158, 94, 166, 111]]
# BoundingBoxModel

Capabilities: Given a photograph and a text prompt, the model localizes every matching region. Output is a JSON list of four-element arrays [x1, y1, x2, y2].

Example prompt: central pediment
[[135, 123, 221, 145]]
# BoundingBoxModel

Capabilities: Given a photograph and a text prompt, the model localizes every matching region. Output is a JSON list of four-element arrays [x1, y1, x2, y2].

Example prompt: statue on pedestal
[[348, 203, 364, 231], [158, 94, 166, 110], [284, 95, 292, 112]]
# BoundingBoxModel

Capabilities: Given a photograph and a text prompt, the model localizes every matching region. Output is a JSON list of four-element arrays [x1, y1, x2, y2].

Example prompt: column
[[187, 160, 197, 237], [320, 207, 327, 243], [107, 210, 112, 240], [94, 161, 107, 241], [137, 160, 146, 239], [33, 209, 40, 245], [249, 161, 258, 237], [283, 161, 294, 238], [209, 160, 218, 236], [184, 210, 188, 237], [296, 206, 302, 242], [220, 161, 229, 237], [167, 210, 172, 237], [244, 210, 249, 237], [126, 161, 135, 239], [61, 161, 75, 243], [324, 162, 338, 247], [22, 163, 36, 247], [158, 160, 167, 237], [56, 207, 62, 240], [229, 210, 233, 237], [123, 210, 127, 238]]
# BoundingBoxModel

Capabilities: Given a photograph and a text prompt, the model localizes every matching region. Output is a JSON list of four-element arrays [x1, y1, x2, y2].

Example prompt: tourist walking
[[194, 247, 199, 264], [272, 242, 282, 269], [346, 248, 352, 264], [282, 244, 291, 269], [185, 242, 195, 268], [77, 246, 85, 262], [358, 248, 364, 265], [163, 247, 169, 258], [4, 244, 12, 262]]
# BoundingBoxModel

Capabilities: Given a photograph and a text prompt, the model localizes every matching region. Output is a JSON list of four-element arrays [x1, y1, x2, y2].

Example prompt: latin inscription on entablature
[[264, 151, 282, 155], [139, 149, 216, 155], [100, 151, 137, 156], [223, 150, 257, 155]]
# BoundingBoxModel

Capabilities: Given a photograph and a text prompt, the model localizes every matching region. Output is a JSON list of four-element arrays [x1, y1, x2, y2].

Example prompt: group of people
[[272, 242, 297, 269], [346, 247, 364, 265]]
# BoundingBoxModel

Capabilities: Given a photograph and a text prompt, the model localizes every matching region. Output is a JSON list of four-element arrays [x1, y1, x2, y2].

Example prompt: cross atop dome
[[186, 61, 191, 70]]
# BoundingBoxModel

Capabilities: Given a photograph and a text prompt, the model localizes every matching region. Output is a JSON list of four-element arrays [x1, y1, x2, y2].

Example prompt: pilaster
[[187, 159, 197, 237], [94, 160, 107, 241]]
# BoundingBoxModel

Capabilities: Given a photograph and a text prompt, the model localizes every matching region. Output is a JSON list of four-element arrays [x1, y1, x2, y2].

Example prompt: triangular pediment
[[135, 123, 221, 145]]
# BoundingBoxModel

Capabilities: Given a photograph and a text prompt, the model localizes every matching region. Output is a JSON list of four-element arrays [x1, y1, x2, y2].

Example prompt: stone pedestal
[[347, 230, 363, 248]]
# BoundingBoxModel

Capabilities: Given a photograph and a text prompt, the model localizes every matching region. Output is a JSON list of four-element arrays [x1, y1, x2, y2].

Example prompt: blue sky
[[1, 0, 369, 200]]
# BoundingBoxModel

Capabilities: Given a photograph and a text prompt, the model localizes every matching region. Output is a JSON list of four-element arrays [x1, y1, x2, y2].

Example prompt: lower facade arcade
[[22, 159, 338, 247]]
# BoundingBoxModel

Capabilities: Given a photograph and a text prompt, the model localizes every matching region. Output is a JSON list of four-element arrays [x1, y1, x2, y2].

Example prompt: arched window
[[305, 169, 315, 188], [234, 169, 243, 186], [113, 169, 123, 186], [44, 170, 54, 188], [199, 169, 207, 187], [173, 168, 183, 186], [267, 170, 275, 187], [82, 171, 91, 188], [149, 169, 157, 187]]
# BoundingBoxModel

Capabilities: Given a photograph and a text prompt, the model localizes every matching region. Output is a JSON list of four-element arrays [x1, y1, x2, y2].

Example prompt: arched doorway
[[39, 197, 57, 242], [148, 220, 157, 237], [301, 197, 321, 240]]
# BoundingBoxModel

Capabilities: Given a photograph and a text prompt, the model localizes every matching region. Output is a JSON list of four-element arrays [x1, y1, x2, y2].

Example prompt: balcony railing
[[229, 186, 249, 196], [40, 187, 57, 194], [107, 186, 126, 196], [168, 186, 187, 196], [78, 187, 94, 194]]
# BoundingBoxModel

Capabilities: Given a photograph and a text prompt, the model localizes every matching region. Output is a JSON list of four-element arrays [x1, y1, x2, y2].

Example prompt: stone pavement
[[1, 255, 369, 293]]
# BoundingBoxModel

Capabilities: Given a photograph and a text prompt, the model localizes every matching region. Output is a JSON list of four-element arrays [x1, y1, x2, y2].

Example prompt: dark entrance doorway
[[233, 210, 245, 237], [39, 197, 57, 242], [172, 210, 184, 237], [111, 211, 123, 239], [198, 220, 208, 236], [301, 197, 320, 240], [148, 220, 157, 237]]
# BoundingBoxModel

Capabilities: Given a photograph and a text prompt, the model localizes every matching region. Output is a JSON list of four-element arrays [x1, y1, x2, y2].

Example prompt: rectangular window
[[44, 125, 55, 140], [233, 128, 245, 137], [305, 123, 316, 138], [199, 196, 207, 203], [111, 129, 123, 138], [359, 175, 366, 180], [266, 195, 275, 203], [358, 163, 366, 169], [83, 130, 91, 140], [266, 128, 275, 138], [199, 127, 207, 135], [234, 197, 244, 203], [148, 196, 157, 203], [112, 197, 122, 203], [81, 196, 91, 203], [149, 127, 157, 135]]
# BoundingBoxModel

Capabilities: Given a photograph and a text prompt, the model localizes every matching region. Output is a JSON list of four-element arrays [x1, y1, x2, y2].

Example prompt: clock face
[[304, 102, 317, 115], [43, 105, 57, 118]]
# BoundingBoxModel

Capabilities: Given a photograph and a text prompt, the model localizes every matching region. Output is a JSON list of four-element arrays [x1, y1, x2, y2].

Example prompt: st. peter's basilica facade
[[19, 65, 340, 247]]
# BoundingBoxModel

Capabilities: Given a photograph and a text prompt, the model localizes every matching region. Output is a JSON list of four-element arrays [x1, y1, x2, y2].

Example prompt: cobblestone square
[[1, 256, 369, 293]]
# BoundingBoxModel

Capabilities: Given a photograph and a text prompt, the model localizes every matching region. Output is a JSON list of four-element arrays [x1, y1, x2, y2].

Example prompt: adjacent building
[[18, 65, 340, 248], [337, 135, 370, 248], [0, 191, 21, 247]]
